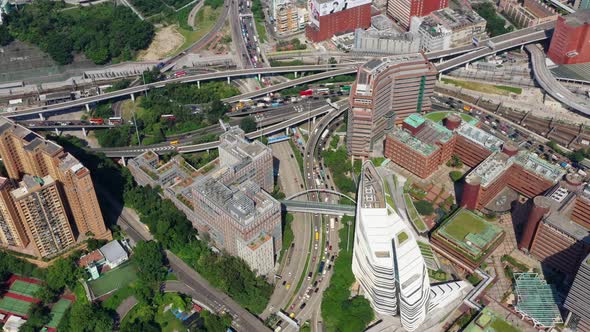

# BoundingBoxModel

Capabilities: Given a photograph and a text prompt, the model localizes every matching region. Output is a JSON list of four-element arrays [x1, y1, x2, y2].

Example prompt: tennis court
[[46, 298, 72, 328], [0, 296, 32, 316], [9, 280, 41, 298]]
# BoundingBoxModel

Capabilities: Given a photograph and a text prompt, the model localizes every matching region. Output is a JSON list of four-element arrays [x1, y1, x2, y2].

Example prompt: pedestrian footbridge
[[279, 200, 355, 216]]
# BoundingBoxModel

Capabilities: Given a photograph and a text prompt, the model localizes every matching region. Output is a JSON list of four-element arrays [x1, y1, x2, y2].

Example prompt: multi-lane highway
[[4, 64, 352, 118]]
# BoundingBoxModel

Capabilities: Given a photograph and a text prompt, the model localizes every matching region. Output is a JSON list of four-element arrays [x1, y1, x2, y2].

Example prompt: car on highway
[[315, 288, 319, 293], [307, 272, 312, 279], [282, 280, 287, 286], [286, 283, 291, 290], [300, 303, 307, 310]]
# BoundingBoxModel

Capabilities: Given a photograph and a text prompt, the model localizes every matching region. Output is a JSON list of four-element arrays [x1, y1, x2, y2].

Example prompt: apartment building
[[11, 175, 75, 258], [273, 0, 300, 33], [0, 118, 109, 241], [499, 0, 557, 28], [347, 54, 437, 158], [0, 177, 28, 248]]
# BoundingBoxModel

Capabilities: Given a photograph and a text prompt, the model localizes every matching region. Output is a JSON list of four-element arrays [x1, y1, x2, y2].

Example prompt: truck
[[320, 129, 329, 140], [108, 117, 122, 125], [161, 114, 176, 121], [463, 105, 473, 111], [330, 218, 335, 229], [174, 71, 187, 78], [271, 102, 281, 107], [299, 89, 313, 97]]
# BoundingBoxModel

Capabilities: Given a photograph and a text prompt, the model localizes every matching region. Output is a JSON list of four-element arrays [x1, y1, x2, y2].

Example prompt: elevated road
[[5, 64, 352, 119], [435, 27, 553, 72], [526, 44, 590, 115], [222, 67, 358, 103], [92, 101, 337, 157], [280, 200, 355, 216]]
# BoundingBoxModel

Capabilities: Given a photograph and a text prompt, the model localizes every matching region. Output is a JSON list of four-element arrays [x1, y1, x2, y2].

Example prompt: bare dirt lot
[[137, 26, 184, 61]]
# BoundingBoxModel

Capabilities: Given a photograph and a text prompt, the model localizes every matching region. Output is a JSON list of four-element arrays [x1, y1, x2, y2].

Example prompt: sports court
[[0, 296, 32, 316], [9, 280, 41, 298], [46, 298, 72, 328]]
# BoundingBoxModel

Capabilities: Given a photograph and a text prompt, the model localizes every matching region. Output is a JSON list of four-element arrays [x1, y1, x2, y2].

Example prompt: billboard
[[309, 0, 370, 27]]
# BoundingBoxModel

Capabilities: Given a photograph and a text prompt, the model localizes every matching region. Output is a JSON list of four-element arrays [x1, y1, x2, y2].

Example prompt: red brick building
[[306, 0, 371, 42], [548, 10, 590, 65], [387, 0, 448, 30]]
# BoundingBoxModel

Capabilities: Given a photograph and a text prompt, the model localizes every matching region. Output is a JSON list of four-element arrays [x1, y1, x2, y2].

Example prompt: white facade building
[[352, 162, 430, 331], [352, 161, 470, 331]]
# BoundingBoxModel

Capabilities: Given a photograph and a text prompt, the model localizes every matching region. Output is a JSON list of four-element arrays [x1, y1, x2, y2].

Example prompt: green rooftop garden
[[397, 232, 408, 244], [424, 111, 478, 125]]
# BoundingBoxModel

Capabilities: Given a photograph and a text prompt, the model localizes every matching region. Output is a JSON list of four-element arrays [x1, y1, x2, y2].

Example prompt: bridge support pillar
[[82, 127, 87, 137], [465, 63, 469, 70], [54, 128, 59, 135], [121, 156, 126, 167], [85, 103, 90, 112], [521, 44, 524, 51], [130, 93, 135, 102], [227, 76, 230, 84], [437, 73, 442, 81], [197, 81, 200, 89], [286, 127, 289, 135], [258, 73, 261, 81], [38, 113, 45, 121], [294, 71, 298, 78], [312, 117, 316, 124]]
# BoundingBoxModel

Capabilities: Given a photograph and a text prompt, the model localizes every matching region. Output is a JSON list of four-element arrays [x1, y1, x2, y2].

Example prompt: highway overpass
[[91, 101, 341, 157], [280, 200, 355, 216], [526, 44, 590, 115], [3, 64, 353, 119]]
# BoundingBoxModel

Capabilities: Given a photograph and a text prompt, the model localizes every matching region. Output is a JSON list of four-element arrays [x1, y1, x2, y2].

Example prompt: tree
[[570, 149, 586, 163], [0, 24, 13, 46], [240, 116, 257, 133], [414, 200, 434, 216], [45, 257, 79, 291], [87, 238, 108, 251], [328, 57, 337, 64], [449, 171, 463, 182], [60, 302, 113, 332], [19, 303, 51, 332], [133, 241, 166, 286], [142, 67, 162, 84]]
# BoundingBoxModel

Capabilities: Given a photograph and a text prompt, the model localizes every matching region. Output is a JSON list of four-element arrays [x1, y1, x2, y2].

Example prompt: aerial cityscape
[[0, 0, 590, 330]]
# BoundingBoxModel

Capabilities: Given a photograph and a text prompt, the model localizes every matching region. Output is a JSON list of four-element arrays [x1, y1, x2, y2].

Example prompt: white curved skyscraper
[[352, 161, 430, 331]]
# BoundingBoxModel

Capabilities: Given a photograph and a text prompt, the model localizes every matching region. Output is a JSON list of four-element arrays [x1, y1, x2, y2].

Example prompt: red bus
[[299, 89, 313, 97], [89, 118, 104, 125]]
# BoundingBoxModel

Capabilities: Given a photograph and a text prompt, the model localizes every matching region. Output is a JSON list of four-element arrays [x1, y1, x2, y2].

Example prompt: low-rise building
[[412, 16, 452, 52], [352, 29, 421, 55], [499, 0, 557, 28]]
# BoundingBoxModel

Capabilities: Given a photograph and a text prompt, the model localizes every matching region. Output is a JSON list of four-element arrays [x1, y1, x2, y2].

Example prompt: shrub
[[414, 200, 434, 216]]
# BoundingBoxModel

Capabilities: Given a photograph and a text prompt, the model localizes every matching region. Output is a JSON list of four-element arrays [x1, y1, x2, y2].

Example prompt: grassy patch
[[404, 194, 428, 233], [490, 317, 521, 332], [255, 21, 267, 43], [281, 213, 295, 253], [173, 5, 222, 54], [288, 139, 304, 176], [397, 232, 408, 244], [88, 261, 138, 298], [444, 210, 488, 240], [101, 284, 136, 311], [424, 111, 477, 124], [441, 78, 521, 96]]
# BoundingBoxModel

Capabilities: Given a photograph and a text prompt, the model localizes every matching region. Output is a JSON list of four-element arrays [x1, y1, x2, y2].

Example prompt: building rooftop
[[563, 9, 590, 27], [542, 184, 590, 243], [467, 152, 511, 187], [99, 240, 127, 264], [0, 118, 62, 156], [219, 126, 270, 171], [512, 151, 565, 183], [434, 209, 504, 262], [371, 14, 397, 31], [430, 7, 486, 30], [360, 161, 385, 209], [388, 127, 438, 157], [513, 273, 563, 328], [11, 175, 55, 199], [456, 122, 504, 152], [404, 113, 426, 129], [194, 177, 277, 226]]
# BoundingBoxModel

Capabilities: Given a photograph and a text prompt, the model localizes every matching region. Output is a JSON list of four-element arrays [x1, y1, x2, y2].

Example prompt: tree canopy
[[3, 1, 154, 64], [133, 240, 166, 286], [474, 2, 514, 37]]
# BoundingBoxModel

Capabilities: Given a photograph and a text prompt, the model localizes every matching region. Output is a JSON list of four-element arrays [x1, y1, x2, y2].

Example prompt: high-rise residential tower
[[347, 54, 437, 158], [565, 253, 590, 331], [0, 177, 28, 248], [0, 118, 110, 243], [11, 175, 75, 258]]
